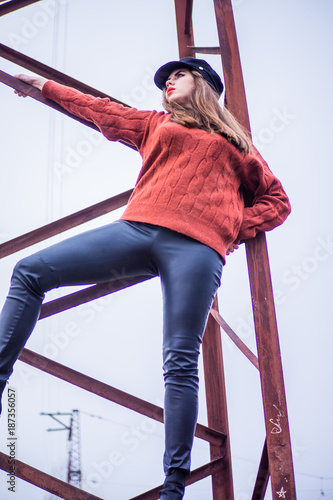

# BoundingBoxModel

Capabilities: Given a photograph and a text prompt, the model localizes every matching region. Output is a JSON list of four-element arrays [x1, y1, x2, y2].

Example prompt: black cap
[[154, 57, 224, 97]]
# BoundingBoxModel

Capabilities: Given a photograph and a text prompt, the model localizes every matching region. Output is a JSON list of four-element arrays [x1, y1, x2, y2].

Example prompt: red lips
[[167, 87, 175, 94]]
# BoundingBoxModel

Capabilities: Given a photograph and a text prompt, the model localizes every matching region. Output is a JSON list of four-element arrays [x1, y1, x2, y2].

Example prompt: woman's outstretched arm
[[13, 74, 155, 150]]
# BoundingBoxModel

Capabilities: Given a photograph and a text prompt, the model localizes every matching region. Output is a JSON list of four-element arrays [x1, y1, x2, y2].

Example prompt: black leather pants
[[0, 220, 223, 474]]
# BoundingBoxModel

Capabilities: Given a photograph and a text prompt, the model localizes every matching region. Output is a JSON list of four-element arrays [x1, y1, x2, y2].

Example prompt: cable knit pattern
[[42, 81, 291, 260]]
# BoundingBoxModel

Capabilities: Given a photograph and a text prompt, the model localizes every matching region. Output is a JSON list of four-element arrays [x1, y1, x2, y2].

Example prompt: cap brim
[[154, 61, 195, 90]]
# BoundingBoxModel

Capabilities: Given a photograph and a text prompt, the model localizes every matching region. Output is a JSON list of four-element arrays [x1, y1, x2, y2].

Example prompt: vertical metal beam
[[246, 234, 296, 499], [212, 2, 296, 498], [202, 298, 234, 500], [213, 0, 250, 129], [174, 0, 194, 58]]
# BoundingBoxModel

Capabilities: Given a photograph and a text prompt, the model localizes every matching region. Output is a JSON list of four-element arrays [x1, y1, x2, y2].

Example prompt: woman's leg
[[152, 228, 223, 497], [0, 221, 158, 408]]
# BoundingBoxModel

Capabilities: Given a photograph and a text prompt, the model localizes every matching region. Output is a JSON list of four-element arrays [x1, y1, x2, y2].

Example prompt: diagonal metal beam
[[0, 0, 41, 17], [18, 348, 226, 446], [0, 451, 102, 500], [251, 440, 270, 500], [39, 275, 154, 319], [210, 307, 259, 369], [0, 69, 100, 129], [0, 451, 225, 500], [0, 70, 137, 150], [0, 43, 129, 104], [130, 457, 225, 500], [0, 188, 133, 259]]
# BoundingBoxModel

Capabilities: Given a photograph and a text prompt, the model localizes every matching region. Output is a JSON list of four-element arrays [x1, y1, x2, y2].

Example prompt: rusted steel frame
[[184, 0, 193, 35], [130, 457, 225, 500], [0, 0, 41, 16], [0, 43, 129, 105], [246, 234, 296, 498], [202, 297, 234, 499], [174, 0, 194, 58], [213, 0, 251, 130], [0, 451, 102, 500], [251, 440, 270, 500], [214, 1, 296, 498], [0, 188, 133, 259], [0, 69, 101, 130], [39, 275, 153, 319], [18, 348, 226, 446], [210, 307, 259, 369], [0, 70, 136, 151]]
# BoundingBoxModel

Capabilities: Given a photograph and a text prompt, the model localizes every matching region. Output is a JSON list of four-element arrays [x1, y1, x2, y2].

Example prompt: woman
[[0, 57, 291, 499]]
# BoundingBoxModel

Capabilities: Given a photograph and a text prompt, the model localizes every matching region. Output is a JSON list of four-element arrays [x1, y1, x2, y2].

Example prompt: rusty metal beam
[[130, 457, 225, 500], [0, 43, 129, 105], [184, 0, 193, 35], [213, 0, 250, 130], [18, 348, 226, 446], [246, 233, 296, 498], [251, 440, 270, 500], [202, 297, 234, 500], [213, 1, 296, 498], [174, 0, 195, 58], [0, 69, 104, 131], [39, 276, 153, 319], [0, 188, 132, 259], [0, 451, 102, 500], [0, 0, 41, 16], [210, 307, 259, 370], [0, 70, 136, 150]]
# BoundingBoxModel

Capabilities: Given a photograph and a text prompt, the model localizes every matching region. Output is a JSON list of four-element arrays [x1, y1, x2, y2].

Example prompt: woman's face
[[164, 68, 195, 107]]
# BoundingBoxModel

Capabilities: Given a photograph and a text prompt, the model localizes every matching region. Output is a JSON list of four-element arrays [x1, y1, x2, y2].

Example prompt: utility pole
[[41, 410, 82, 488]]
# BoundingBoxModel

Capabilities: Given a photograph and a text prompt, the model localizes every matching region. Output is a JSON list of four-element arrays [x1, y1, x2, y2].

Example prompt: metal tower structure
[[0, 1, 297, 499], [40, 410, 82, 488]]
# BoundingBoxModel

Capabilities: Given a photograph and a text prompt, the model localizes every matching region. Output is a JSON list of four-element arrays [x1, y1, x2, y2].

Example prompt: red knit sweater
[[42, 81, 291, 260]]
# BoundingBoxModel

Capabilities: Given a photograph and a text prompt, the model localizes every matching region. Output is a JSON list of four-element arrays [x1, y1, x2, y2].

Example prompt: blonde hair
[[162, 70, 252, 154]]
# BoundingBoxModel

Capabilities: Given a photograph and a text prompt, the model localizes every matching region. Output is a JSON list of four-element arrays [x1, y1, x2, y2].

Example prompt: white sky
[[0, 1, 332, 499]]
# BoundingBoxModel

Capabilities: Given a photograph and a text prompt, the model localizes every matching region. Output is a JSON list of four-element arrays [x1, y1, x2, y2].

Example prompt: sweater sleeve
[[41, 80, 153, 150], [234, 146, 291, 245]]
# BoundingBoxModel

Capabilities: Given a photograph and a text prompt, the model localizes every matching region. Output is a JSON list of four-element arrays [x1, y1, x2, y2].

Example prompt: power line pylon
[[41, 410, 82, 489]]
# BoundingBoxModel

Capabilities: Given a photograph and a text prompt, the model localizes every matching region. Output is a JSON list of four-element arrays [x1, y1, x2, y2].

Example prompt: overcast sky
[[0, 1, 332, 499]]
